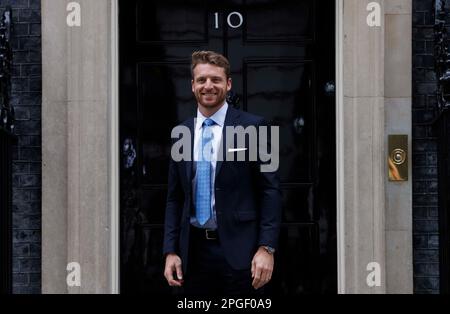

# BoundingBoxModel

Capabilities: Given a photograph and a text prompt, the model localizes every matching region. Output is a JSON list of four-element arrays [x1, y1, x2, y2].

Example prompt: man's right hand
[[164, 253, 184, 287]]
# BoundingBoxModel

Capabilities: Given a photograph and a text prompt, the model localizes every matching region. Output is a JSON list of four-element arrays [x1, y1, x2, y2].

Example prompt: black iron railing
[[434, 0, 450, 294], [0, 6, 13, 295]]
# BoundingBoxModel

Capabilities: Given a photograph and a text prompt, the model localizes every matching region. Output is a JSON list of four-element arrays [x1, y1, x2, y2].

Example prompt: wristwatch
[[263, 246, 276, 255]]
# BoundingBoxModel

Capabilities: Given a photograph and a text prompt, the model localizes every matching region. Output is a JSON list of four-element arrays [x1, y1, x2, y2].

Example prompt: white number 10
[[214, 12, 244, 29]]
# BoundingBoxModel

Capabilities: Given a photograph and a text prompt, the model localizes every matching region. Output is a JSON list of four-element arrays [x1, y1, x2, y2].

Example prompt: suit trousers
[[182, 226, 265, 296]]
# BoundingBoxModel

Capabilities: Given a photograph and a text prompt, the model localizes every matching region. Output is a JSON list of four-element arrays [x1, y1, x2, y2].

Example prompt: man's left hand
[[251, 246, 274, 290]]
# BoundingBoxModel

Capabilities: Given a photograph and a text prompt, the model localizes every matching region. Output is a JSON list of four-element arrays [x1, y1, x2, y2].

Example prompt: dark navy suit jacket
[[163, 106, 282, 274]]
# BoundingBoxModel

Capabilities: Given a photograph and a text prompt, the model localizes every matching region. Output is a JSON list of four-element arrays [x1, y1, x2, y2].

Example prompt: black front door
[[119, 0, 336, 294]]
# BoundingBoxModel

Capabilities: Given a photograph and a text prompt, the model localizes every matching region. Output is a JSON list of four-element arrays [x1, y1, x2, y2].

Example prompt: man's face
[[191, 63, 232, 110]]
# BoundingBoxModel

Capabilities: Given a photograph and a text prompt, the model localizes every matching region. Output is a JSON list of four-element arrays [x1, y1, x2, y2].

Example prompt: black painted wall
[[0, 0, 41, 294], [413, 0, 441, 294]]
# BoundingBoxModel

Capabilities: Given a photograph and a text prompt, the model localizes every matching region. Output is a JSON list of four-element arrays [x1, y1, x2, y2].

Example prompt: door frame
[[335, 0, 345, 294], [109, 0, 344, 294], [42, 0, 414, 294], [110, 0, 120, 294]]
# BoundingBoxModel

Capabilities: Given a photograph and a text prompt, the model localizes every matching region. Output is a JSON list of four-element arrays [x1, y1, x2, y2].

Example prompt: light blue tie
[[196, 118, 215, 226]]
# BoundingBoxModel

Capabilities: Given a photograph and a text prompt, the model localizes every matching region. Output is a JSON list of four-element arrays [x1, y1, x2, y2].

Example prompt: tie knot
[[203, 118, 215, 127]]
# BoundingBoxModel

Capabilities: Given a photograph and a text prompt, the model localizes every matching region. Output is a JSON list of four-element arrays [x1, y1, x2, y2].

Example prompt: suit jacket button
[[215, 187, 222, 191]]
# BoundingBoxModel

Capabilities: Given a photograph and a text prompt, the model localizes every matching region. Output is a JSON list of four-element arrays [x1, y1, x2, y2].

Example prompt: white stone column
[[42, 0, 69, 293], [337, 0, 413, 293], [339, 0, 387, 293], [42, 0, 118, 293]]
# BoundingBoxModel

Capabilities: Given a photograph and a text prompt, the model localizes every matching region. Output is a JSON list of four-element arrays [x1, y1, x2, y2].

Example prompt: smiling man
[[163, 51, 282, 295]]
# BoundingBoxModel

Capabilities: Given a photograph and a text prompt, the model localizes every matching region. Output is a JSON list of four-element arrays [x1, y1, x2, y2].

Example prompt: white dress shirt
[[190, 102, 229, 229]]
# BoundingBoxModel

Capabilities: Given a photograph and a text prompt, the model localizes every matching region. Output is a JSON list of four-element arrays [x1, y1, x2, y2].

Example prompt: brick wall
[[0, 0, 41, 294], [412, 0, 440, 294]]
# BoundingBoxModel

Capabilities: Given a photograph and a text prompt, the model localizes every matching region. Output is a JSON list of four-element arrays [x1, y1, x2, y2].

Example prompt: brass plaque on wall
[[388, 135, 408, 181]]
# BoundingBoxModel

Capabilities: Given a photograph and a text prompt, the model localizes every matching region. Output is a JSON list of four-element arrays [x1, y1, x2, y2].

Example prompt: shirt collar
[[196, 101, 228, 130]]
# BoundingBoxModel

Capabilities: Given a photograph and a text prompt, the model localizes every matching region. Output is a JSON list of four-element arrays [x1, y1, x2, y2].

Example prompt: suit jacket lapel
[[185, 117, 195, 185], [215, 107, 240, 179]]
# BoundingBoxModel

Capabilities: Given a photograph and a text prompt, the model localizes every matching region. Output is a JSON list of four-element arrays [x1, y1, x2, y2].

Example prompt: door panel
[[120, 0, 336, 294], [244, 0, 313, 41], [138, 62, 195, 185], [244, 60, 313, 183], [136, 1, 209, 43]]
